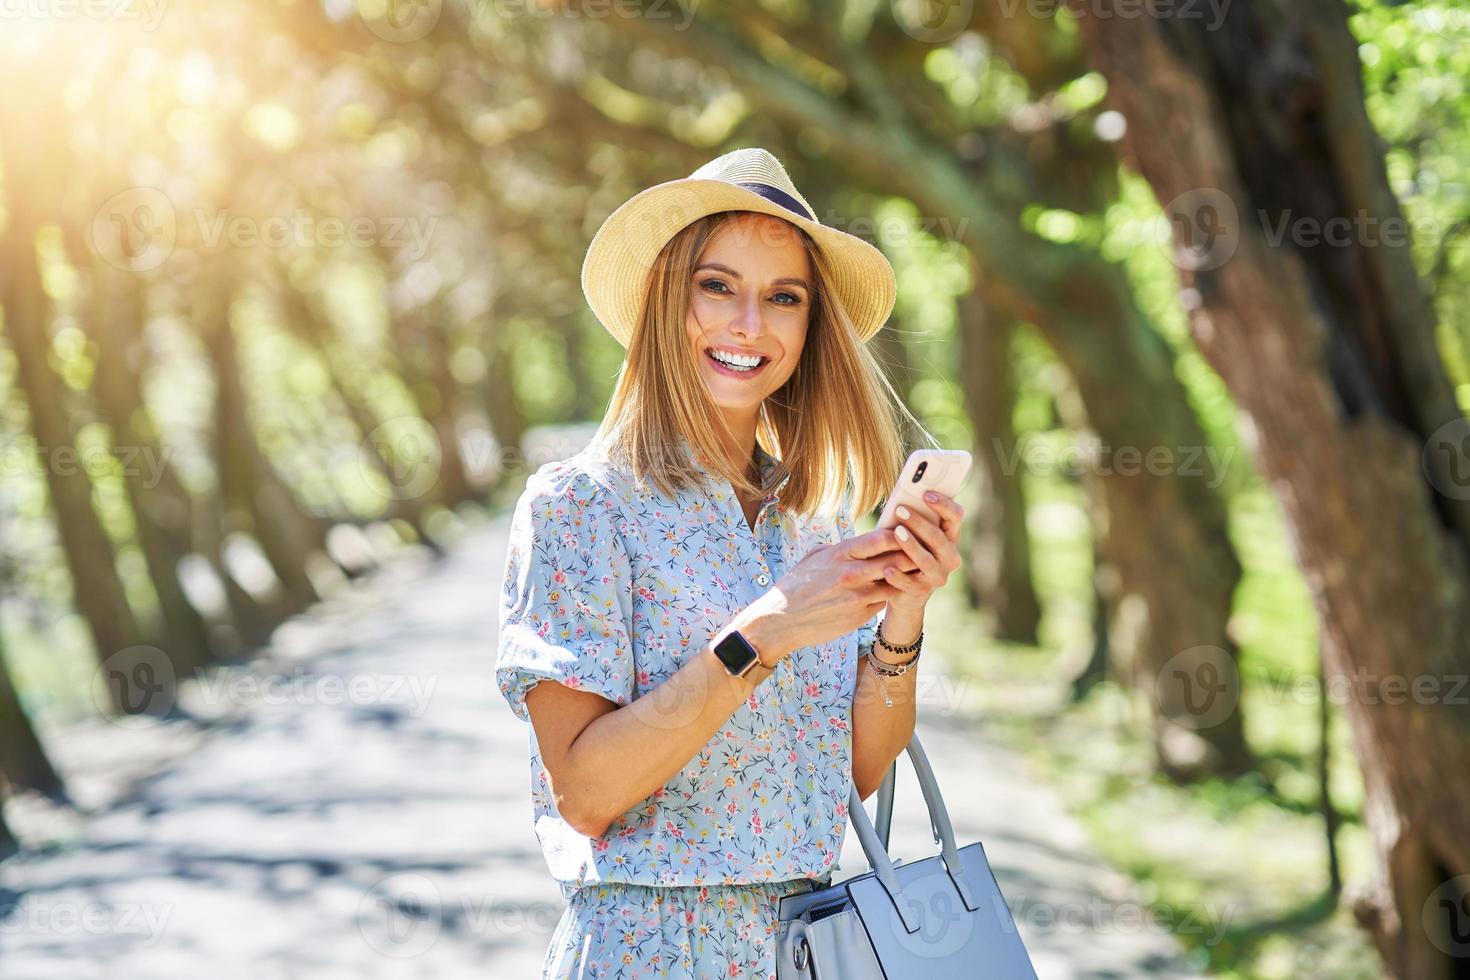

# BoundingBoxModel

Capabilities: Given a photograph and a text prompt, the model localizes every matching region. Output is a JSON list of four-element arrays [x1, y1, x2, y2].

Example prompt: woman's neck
[[711, 412, 760, 484]]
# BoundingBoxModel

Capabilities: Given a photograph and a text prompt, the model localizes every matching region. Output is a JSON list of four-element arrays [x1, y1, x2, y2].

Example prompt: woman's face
[[685, 212, 812, 419]]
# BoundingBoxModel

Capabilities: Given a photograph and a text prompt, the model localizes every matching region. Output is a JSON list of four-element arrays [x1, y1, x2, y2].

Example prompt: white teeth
[[709, 349, 763, 371]]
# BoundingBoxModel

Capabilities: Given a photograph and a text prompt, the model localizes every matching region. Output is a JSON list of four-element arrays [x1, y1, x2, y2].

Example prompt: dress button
[[756, 573, 770, 587]]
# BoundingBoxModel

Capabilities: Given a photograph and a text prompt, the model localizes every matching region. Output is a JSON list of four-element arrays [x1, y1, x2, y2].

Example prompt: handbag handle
[[875, 758, 952, 858], [876, 757, 947, 870], [846, 732, 981, 934]]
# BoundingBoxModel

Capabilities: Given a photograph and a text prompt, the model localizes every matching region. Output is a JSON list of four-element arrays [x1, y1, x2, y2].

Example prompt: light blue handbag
[[775, 733, 1040, 978]]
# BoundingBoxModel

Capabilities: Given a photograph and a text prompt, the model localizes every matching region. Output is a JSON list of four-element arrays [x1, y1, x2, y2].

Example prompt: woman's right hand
[[733, 528, 918, 665]]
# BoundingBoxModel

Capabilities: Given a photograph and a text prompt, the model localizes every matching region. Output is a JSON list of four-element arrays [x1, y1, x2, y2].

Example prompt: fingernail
[[896, 506, 910, 519], [924, 491, 939, 502], [896, 526, 910, 541]]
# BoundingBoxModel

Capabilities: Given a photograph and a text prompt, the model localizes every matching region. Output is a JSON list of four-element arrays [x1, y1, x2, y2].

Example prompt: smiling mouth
[[704, 348, 770, 374]]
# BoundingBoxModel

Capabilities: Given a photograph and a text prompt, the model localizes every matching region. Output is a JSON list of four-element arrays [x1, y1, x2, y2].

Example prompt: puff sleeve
[[495, 465, 636, 724], [855, 609, 881, 660]]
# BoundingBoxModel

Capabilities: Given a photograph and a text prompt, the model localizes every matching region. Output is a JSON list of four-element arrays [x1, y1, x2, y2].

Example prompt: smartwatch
[[713, 629, 763, 678]]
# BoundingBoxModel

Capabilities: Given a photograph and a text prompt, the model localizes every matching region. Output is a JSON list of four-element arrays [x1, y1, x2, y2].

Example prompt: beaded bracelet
[[865, 627, 922, 706], [875, 626, 922, 659]]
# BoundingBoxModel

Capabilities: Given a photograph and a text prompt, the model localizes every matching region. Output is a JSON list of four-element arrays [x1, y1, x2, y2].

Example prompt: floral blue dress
[[496, 438, 880, 978]]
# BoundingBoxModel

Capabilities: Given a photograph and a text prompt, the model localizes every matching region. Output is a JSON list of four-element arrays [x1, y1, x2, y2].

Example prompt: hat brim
[[581, 178, 896, 350]]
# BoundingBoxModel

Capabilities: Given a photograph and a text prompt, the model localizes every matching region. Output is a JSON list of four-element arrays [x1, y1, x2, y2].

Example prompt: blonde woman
[[495, 148, 966, 979]]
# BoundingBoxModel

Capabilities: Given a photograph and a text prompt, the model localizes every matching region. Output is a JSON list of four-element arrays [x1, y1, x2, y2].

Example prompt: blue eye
[[699, 279, 804, 306]]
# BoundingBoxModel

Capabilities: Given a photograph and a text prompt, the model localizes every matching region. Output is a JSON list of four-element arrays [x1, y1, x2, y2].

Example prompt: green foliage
[[924, 39, 1034, 123], [1351, 1, 1470, 404], [509, 320, 578, 423], [876, 195, 973, 448]]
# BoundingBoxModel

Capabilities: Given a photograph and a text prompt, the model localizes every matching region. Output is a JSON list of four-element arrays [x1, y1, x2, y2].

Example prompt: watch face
[[714, 630, 759, 675]]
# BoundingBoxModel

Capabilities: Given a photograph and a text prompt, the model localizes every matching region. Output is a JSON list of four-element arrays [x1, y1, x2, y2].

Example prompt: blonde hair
[[592, 210, 928, 520]]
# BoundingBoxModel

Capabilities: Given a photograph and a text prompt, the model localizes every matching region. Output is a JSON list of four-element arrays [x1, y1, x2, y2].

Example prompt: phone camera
[[913, 461, 927, 483]]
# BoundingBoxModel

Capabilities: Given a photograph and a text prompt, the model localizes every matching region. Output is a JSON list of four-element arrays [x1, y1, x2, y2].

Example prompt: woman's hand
[[880, 491, 965, 614], [735, 531, 918, 663]]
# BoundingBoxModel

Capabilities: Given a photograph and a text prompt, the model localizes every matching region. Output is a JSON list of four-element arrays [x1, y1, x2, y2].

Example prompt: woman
[[495, 148, 966, 979]]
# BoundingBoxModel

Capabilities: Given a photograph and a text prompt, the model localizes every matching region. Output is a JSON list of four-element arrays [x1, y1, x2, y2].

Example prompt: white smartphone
[[875, 449, 973, 531]]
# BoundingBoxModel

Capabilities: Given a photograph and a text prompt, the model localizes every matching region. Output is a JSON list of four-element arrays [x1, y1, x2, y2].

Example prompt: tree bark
[[88, 262, 215, 674], [0, 797, 15, 859], [476, 307, 527, 486], [388, 292, 477, 509], [275, 277, 438, 546], [1051, 339, 1254, 776], [192, 490, 277, 653], [196, 261, 324, 616], [956, 283, 1041, 643], [1070, 582, 1113, 702], [1073, 1, 1470, 973], [0, 641, 68, 804], [0, 196, 140, 716], [1319, 640, 1343, 898]]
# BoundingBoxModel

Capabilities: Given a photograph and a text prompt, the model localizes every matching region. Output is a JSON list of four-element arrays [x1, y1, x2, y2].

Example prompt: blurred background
[[1, 1, 1468, 978]]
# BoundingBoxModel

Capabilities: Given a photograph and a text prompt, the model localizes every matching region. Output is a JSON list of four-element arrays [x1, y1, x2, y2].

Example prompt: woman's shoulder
[[515, 444, 641, 537], [522, 445, 619, 501]]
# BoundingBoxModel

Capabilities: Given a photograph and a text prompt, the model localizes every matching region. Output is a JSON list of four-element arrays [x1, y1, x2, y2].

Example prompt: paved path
[[0, 517, 1202, 979]]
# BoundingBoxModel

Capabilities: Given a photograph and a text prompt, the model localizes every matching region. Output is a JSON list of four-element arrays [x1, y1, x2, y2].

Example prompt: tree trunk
[[559, 312, 604, 424], [0, 642, 68, 804], [390, 294, 476, 509], [0, 203, 140, 716], [193, 491, 277, 653], [276, 279, 436, 545], [88, 262, 215, 674], [1319, 640, 1343, 898], [1050, 341, 1255, 776], [196, 264, 323, 615], [1070, 582, 1112, 702], [477, 309, 527, 486], [422, 327, 476, 508], [1073, 1, 1470, 974], [956, 282, 1041, 643], [0, 786, 16, 858]]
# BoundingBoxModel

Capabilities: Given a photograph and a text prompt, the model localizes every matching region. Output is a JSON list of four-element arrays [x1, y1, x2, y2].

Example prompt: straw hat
[[580, 147, 896, 349]]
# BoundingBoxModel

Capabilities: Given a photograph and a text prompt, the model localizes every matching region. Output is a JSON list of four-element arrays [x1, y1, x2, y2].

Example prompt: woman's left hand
[[882, 491, 964, 613]]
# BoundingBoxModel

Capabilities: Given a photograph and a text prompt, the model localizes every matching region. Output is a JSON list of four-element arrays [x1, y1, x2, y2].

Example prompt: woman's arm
[[849, 491, 965, 801], [850, 605, 922, 800], [525, 604, 790, 839]]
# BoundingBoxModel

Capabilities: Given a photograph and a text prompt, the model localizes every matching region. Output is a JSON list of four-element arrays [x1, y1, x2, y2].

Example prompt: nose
[[727, 292, 766, 339]]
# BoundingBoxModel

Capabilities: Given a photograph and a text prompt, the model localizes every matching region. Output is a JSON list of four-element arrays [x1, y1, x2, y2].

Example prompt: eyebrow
[[694, 262, 811, 292]]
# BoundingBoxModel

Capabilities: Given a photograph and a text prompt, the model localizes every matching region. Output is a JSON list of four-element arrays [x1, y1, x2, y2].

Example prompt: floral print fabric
[[539, 879, 816, 979], [496, 438, 880, 904]]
